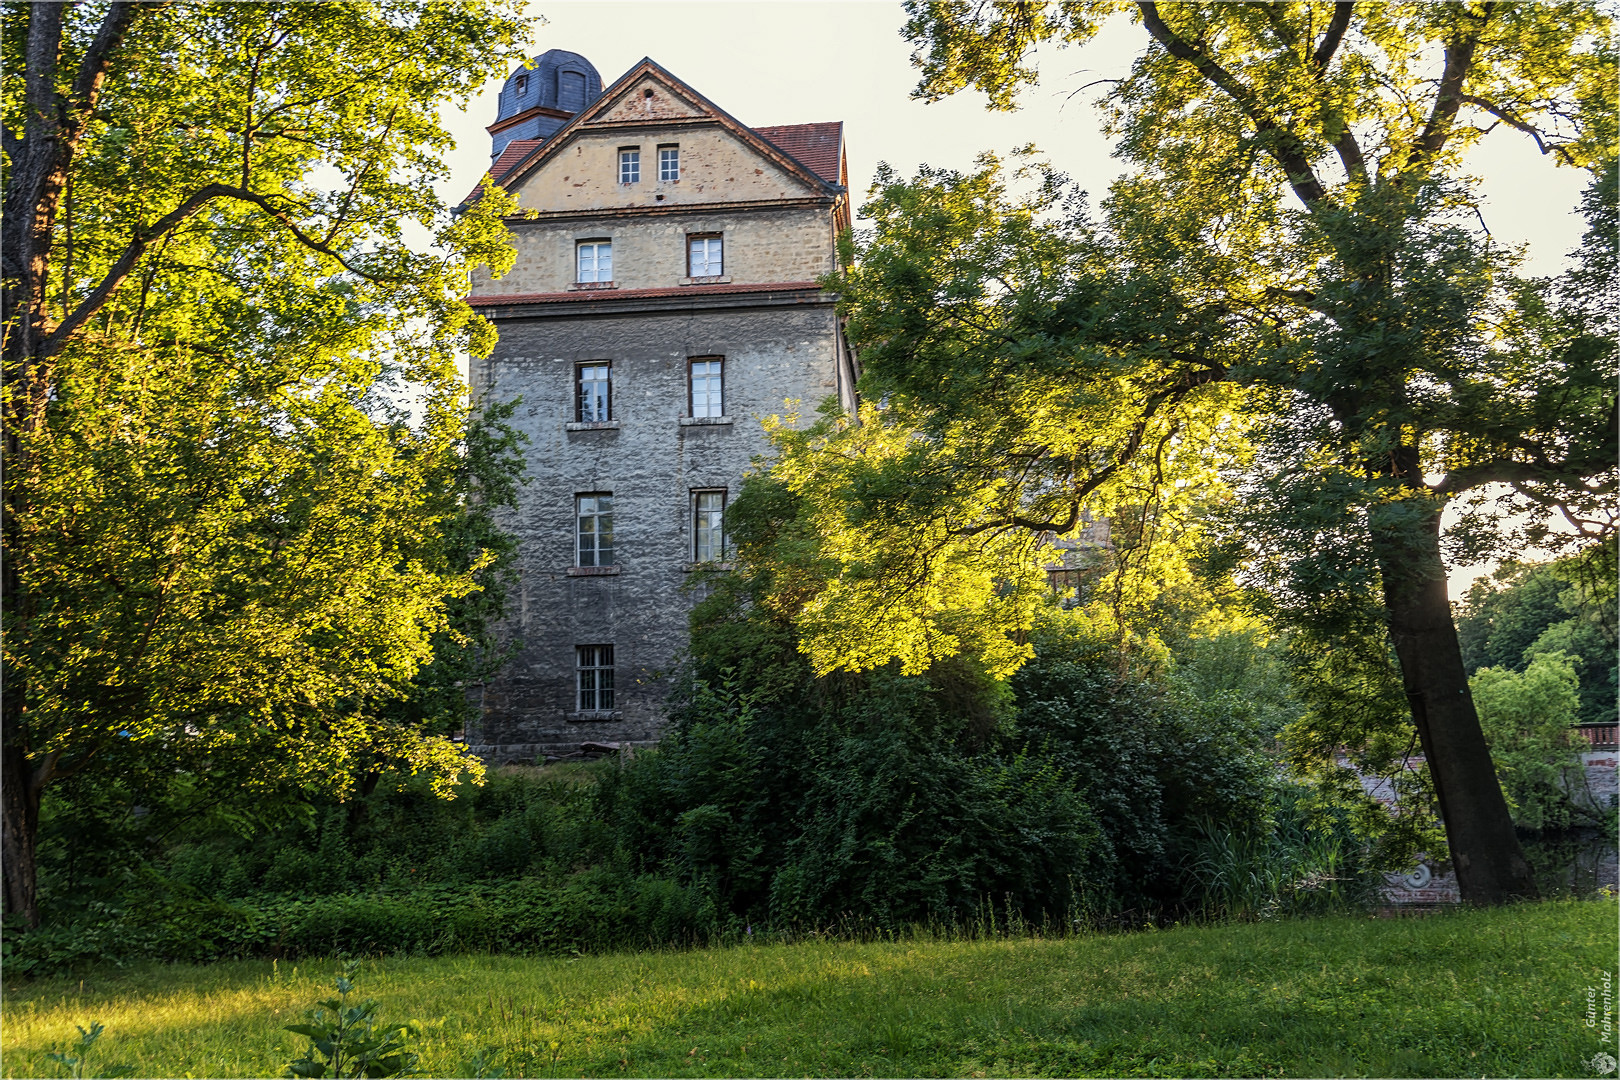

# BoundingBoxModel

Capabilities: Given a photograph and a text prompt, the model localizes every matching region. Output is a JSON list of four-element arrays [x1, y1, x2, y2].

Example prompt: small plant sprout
[[283, 961, 421, 1078], [44, 1022, 135, 1079]]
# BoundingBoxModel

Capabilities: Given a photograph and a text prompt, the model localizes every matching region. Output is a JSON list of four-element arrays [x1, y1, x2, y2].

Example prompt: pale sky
[[436, 1, 1595, 597], [437, 0, 1590, 273]]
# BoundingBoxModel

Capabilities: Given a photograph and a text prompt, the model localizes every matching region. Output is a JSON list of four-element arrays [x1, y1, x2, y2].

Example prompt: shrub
[[598, 670, 1100, 932], [5, 874, 715, 976], [1011, 617, 1278, 918]]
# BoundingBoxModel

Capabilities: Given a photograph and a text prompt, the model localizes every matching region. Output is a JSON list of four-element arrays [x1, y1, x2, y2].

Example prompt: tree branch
[[1260, 5, 1301, 53], [42, 183, 392, 359], [1404, 3, 1494, 179], [23, 3, 65, 141], [69, 2, 154, 112], [1433, 448, 1619, 495], [1312, 2, 1355, 71], [1265, 285, 1319, 307], [1137, 2, 1330, 208], [1460, 94, 1580, 167], [949, 361, 1226, 538], [1333, 129, 1369, 185]]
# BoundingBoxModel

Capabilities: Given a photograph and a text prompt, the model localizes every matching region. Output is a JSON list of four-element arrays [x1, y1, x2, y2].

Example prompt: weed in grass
[[456, 1047, 505, 1078], [283, 961, 420, 1078], [41, 1022, 133, 1080]]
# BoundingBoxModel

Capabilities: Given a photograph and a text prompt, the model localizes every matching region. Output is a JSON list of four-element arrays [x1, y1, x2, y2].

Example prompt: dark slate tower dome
[[489, 49, 603, 159]]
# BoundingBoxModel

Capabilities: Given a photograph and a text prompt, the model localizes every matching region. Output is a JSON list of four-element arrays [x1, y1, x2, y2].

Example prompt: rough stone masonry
[[464, 50, 856, 760]]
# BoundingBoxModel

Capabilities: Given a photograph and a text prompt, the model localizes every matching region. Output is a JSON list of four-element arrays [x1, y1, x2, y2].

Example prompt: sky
[[437, 1, 1590, 272], [434, 1, 1596, 596]]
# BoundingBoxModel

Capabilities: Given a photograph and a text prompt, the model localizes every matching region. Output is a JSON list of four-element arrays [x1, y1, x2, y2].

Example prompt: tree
[[782, 2, 1614, 904], [1, 1, 528, 925], [1458, 555, 1617, 724], [1470, 652, 1596, 831]]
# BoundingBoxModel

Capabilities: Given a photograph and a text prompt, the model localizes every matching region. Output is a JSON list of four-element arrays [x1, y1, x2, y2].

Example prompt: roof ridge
[[484, 58, 843, 200]]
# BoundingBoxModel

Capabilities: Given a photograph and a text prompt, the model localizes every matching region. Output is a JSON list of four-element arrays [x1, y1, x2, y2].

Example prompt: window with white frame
[[619, 148, 640, 184], [576, 240, 611, 283], [576, 644, 614, 712], [576, 362, 611, 422], [693, 490, 726, 562], [659, 145, 680, 182], [688, 234, 722, 278], [689, 358, 722, 418], [576, 493, 613, 566]]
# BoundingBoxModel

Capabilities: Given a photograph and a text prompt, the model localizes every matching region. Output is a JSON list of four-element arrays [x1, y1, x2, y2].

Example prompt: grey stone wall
[[469, 296, 842, 755]]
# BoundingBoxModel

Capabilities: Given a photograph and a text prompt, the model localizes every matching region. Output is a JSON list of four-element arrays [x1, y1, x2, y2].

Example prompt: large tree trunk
[[1, 743, 41, 928], [1, 1, 145, 933], [1371, 496, 1538, 905]]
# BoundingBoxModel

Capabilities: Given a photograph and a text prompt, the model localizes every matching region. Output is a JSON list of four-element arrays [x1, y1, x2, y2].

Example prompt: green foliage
[[1182, 789, 1372, 922], [1458, 556, 1619, 725], [784, 152, 1252, 679], [382, 400, 530, 739], [285, 962, 420, 1079], [883, 2, 1615, 902], [600, 669, 1100, 931], [1470, 653, 1599, 831], [1010, 611, 1283, 916], [1459, 563, 1576, 672], [43, 1021, 134, 1080], [1168, 627, 1301, 736], [34, 764, 612, 916], [4, 872, 714, 977], [3, 0, 532, 923]]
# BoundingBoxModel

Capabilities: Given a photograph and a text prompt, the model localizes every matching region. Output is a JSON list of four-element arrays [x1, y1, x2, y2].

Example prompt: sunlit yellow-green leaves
[[2, 1, 532, 809], [754, 153, 1258, 677]]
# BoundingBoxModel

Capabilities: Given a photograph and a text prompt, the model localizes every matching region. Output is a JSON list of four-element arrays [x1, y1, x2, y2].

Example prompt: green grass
[[3, 900, 1613, 1078]]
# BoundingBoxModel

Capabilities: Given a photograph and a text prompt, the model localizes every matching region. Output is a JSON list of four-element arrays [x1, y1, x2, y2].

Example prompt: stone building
[[463, 51, 856, 759]]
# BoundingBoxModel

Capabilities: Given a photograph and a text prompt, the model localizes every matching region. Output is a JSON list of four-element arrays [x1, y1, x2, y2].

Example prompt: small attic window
[[644, 88, 654, 99], [515, 72, 528, 97]]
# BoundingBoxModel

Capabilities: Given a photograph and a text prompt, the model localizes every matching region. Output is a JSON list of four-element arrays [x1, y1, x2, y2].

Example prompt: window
[[514, 72, 528, 98], [576, 493, 613, 567], [577, 240, 611, 283], [559, 70, 586, 111], [619, 148, 640, 184], [689, 358, 723, 418], [694, 490, 726, 562], [659, 145, 680, 182], [576, 362, 611, 422], [576, 645, 614, 712], [688, 234, 722, 278]]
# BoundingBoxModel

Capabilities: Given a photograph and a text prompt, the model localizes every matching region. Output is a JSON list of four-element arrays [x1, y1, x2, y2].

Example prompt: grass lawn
[[2, 899, 1613, 1078]]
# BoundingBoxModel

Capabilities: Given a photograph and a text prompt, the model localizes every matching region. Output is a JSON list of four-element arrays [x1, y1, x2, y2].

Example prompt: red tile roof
[[463, 139, 544, 202], [751, 122, 843, 185], [491, 139, 544, 183], [468, 280, 823, 307]]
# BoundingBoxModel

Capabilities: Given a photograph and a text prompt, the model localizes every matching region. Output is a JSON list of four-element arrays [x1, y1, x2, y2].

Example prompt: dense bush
[[38, 766, 607, 914], [1010, 617, 1279, 917], [18, 568, 1368, 975], [4, 871, 711, 977], [598, 672, 1099, 931]]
